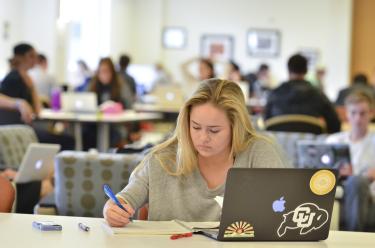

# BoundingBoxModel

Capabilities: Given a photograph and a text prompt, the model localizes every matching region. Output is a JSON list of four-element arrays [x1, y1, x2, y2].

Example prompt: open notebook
[[102, 220, 219, 235]]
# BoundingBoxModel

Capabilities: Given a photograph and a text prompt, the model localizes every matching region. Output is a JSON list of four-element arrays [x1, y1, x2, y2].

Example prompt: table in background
[[0, 213, 374, 248], [133, 103, 181, 122], [38, 109, 162, 152]]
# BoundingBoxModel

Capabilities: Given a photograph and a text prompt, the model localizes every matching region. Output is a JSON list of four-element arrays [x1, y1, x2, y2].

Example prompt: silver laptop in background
[[14, 143, 61, 183], [61, 92, 98, 113], [297, 140, 351, 170], [152, 85, 185, 107]]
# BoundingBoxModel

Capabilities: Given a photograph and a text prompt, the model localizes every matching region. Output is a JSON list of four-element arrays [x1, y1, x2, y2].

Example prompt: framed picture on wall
[[201, 34, 234, 61], [247, 29, 280, 57], [162, 27, 187, 49]]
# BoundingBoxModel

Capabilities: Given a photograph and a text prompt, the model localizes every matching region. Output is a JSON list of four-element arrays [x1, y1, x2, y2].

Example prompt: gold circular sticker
[[310, 170, 336, 195]]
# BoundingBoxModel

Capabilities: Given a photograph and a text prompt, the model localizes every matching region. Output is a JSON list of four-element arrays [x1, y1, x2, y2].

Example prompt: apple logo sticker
[[272, 197, 286, 213]]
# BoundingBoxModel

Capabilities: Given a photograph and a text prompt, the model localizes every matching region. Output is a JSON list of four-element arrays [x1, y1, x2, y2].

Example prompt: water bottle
[[51, 87, 61, 111]]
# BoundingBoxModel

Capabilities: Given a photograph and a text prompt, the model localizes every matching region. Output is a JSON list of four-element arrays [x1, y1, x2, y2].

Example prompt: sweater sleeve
[[116, 158, 150, 211]]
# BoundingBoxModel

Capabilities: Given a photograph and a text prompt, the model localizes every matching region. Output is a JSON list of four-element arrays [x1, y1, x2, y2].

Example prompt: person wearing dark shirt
[[264, 54, 340, 133], [0, 43, 75, 150], [119, 54, 137, 103], [336, 74, 375, 106], [1, 44, 41, 114]]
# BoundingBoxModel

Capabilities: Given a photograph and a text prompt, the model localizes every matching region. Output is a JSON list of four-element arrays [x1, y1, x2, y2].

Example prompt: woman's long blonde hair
[[144, 78, 257, 176]]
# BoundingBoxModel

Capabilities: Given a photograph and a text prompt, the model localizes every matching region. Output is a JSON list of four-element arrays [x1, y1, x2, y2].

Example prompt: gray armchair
[[0, 125, 38, 170], [53, 151, 142, 217]]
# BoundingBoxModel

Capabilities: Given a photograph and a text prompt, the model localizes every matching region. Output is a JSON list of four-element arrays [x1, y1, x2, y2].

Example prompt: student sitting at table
[[0, 43, 74, 150], [83, 57, 132, 150], [326, 90, 375, 231], [103, 78, 290, 226]]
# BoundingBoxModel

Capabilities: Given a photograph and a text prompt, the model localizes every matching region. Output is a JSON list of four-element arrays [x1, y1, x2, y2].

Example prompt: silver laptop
[[297, 140, 351, 170], [14, 143, 61, 183], [200, 168, 337, 241], [152, 85, 185, 107], [61, 92, 98, 113]]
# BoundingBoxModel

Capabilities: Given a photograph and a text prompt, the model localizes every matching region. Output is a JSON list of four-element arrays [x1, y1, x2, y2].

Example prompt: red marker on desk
[[170, 232, 193, 240]]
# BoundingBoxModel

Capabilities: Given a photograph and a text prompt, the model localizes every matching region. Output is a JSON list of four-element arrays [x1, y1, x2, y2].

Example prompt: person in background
[[152, 63, 173, 87], [0, 93, 34, 124], [28, 54, 57, 106], [181, 57, 215, 96], [326, 91, 375, 231], [335, 74, 375, 122], [244, 64, 272, 98], [75, 60, 92, 92], [336, 73, 375, 107], [265, 54, 341, 133], [103, 79, 289, 226], [0, 43, 41, 115], [0, 43, 75, 150], [89, 58, 129, 107], [309, 66, 326, 92], [83, 57, 131, 150], [119, 54, 137, 103], [223, 61, 249, 101], [226, 60, 243, 82]]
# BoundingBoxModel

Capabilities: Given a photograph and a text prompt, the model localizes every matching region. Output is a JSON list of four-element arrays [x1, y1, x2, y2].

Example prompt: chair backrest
[[0, 176, 15, 212], [265, 114, 327, 134], [264, 131, 328, 166], [54, 151, 142, 217], [0, 125, 39, 170]]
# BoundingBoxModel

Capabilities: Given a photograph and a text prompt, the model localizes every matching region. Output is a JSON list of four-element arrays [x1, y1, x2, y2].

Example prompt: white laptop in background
[[61, 92, 98, 113], [14, 143, 61, 183], [152, 85, 185, 107]]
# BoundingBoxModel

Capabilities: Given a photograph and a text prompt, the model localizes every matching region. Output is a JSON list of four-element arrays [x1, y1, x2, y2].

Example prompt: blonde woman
[[103, 79, 289, 226]]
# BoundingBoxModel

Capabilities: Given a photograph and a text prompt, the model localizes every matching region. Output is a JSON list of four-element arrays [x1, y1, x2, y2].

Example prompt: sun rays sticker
[[224, 221, 255, 238], [310, 170, 336, 195], [277, 203, 328, 237]]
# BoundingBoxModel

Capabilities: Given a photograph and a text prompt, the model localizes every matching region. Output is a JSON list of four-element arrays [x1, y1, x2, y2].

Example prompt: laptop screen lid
[[297, 140, 351, 170], [209, 168, 337, 241], [14, 143, 61, 183], [61, 92, 98, 113], [152, 85, 185, 107]]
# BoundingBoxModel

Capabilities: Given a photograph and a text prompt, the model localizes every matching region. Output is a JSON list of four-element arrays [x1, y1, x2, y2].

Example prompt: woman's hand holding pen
[[103, 198, 135, 227]]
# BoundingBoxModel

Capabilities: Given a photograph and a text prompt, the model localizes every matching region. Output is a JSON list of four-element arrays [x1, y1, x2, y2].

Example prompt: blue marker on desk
[[103, 184, 133, 222]]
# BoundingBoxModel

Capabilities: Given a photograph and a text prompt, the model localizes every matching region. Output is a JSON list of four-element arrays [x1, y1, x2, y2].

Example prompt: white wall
[[110, 0, 135, 60], [0, 0, 58, 80], [0, 0, 23, 79], [109, 0, 164, 64], [156, 0, 353, 100], [21, 0, 59, 76]]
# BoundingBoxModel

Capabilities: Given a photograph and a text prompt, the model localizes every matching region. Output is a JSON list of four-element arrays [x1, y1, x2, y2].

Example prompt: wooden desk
[[38, 109, 162, 151], [0, 213, 374, 248]]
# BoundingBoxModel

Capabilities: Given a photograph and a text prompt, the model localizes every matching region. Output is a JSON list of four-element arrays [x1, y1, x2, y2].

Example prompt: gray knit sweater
[[117, 136, 289, 221]]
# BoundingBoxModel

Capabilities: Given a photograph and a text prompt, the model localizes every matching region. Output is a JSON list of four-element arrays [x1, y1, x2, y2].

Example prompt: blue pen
[[103, 184, 133, 222]]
